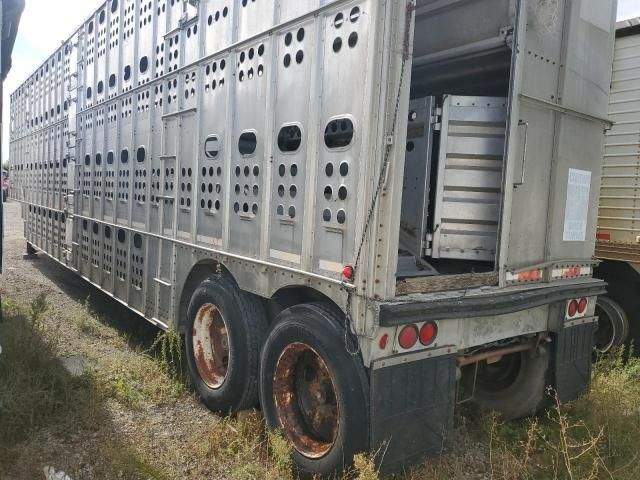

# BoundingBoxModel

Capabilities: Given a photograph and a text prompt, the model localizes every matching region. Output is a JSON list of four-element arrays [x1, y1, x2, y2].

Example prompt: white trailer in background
[[595, 17, 640, 354], [8, 0, 616, 476]]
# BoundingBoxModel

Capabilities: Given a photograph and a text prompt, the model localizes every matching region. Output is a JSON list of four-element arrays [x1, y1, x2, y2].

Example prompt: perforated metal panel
[[267, 21, 316, 266], [313, 2, 371, 275]]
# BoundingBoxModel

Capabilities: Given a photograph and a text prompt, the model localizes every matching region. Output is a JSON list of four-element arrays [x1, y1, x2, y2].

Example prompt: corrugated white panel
[[598, 32, 640, 243]]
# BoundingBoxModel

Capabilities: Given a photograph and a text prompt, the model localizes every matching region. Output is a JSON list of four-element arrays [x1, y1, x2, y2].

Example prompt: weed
[[150, 325, 185, 382], [92, 446, 169, 480], [1, 297, 20, 315], [29, 293, 48, 329], [353, 453, 380, 480], [100, 348, 185, 409], [102, 354, 146, 408], [268, 429, 292, 473], [180, 411, 292, 479], [77, 296, 102, 336], [231, 462, 264, 479]]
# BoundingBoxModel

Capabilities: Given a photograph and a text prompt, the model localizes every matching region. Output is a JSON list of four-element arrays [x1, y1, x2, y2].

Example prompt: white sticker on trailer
[[563, 169, 592, 242]]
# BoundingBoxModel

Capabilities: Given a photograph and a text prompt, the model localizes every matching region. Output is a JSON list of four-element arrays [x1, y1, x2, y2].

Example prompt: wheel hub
[[192, 303, 230, 389], [273, 343, 339, 459]]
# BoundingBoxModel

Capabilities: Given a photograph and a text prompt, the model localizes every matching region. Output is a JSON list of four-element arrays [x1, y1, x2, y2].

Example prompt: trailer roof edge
[[617, 17, 640, 38]]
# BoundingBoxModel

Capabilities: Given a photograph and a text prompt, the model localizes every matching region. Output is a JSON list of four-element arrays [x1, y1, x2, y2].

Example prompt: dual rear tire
[[184, 277, 552, 476], [184, 277, 368, 477], [462, 346, 550, 421], [594, 295, 629, 354]]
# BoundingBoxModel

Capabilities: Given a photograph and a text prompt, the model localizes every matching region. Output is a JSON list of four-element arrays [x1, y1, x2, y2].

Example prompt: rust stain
[[273, 343, 339, 459], [193, 303, 229, 389]]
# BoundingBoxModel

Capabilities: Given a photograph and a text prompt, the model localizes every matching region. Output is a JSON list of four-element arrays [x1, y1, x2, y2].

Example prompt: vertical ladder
[[64, 32, 82, 268]]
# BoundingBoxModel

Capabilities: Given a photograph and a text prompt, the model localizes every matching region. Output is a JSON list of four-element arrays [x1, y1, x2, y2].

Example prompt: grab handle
[[513, 120, 529, 188]]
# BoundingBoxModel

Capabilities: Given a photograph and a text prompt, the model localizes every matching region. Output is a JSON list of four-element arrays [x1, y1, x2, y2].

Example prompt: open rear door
[[498, 0, 616, 282]]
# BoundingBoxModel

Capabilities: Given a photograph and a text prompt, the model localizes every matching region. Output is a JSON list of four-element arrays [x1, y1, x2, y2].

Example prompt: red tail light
[[419, 322, 438, 346], [398, 324, 418, 349], [341, 265, 354, 280], [379, 334, 389, 350], [578, 298, 588, 314], [567, 299, 579, 317]]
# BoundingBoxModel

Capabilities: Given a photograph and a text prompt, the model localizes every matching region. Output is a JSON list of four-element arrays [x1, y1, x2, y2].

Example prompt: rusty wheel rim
[[273, 343, 339, 459], [192, 303, 230, 389]]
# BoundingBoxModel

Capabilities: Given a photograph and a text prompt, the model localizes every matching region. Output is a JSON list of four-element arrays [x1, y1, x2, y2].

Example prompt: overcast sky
[[3, 0, 640, 165]]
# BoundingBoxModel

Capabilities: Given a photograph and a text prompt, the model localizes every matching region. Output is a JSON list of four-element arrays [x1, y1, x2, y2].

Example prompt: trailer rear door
[[498, 0, 616, 280]]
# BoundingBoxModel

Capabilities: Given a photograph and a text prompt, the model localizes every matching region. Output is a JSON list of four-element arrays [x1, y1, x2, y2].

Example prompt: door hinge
[[431, 107, 442, 131]]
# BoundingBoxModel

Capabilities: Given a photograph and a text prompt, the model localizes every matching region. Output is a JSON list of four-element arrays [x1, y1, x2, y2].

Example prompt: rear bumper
[[371, 297, 599, 473], [379, 279, 607, 326]]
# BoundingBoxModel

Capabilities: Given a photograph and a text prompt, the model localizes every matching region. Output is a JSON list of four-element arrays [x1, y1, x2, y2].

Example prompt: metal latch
[[423, 232, 434, 257], [500, 25, 515, 49]]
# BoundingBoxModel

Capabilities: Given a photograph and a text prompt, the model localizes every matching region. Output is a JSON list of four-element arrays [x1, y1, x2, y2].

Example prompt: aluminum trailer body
[[8, 0, 616, 475]]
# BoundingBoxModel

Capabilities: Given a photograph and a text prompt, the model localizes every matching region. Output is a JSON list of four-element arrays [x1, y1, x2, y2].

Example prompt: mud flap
[[370, 352, 456, 473], [551, 321, 596, 402]]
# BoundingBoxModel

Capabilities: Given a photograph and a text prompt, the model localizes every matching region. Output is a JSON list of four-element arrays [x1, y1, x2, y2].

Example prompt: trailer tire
[[466, 345, 549, 421], [259, 303, 369, 478], [185, 275, 267, 414], [594, 296, 629, 354]]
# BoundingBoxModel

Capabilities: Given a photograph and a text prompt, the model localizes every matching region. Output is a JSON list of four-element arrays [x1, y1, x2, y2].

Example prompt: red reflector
[[562, 267, 581, 278], [419, 322, 438, 346], [379, 334, 389, 350], [578, 298, 588, 314], [596, 233, 611, 241], [342, 265, 354, 280], [567, 299, 579, 317], [398, 324, 418, 350], [518, 270, 543, 282]]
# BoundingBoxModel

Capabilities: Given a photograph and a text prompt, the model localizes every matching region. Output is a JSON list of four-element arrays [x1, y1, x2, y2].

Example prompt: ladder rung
[[153, 277, 172, 287]]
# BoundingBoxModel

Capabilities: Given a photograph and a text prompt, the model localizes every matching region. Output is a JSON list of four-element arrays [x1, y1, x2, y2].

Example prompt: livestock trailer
[[595, 17, 640, 354], [8, 0, 616, 475]]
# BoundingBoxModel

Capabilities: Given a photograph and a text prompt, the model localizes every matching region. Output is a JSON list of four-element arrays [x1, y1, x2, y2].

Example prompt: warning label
[[563, 169, 592, 242]]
